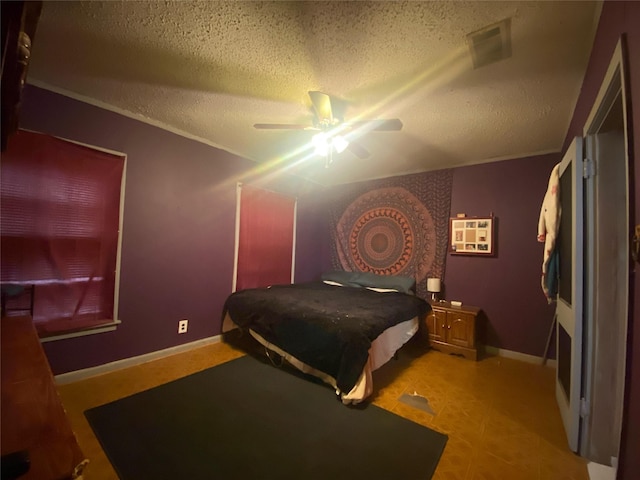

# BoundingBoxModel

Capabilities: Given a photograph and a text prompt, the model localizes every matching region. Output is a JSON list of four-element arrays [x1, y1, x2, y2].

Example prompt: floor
[[57, 338, 588, 480]]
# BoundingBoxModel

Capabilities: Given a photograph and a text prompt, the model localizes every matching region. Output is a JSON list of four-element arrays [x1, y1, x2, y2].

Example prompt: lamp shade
[[427, 278, 441, 293]]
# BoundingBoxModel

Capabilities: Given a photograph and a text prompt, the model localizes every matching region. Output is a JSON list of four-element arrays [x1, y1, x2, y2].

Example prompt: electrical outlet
[[178, 319, 188, 334]]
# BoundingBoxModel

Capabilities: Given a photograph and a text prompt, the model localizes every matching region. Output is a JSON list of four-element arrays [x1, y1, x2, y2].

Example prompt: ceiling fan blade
[[347, 141, 370, 159], [254, 123, 312, 130], [308, 91, 333, 124], [348, 119, 403, 131]]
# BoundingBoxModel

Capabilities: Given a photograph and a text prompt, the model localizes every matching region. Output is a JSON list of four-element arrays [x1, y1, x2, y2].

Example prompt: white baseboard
[[587, 462, 616, 480], [54, 335, 222, 385], [484, 345, 557, 368]]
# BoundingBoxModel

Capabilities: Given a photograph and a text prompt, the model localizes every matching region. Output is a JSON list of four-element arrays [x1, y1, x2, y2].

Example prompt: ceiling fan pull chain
[[325, 149, 333, 168]]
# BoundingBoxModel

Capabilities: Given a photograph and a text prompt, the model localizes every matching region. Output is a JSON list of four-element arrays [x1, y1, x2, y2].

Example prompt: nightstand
[[423, 300, 482, 360]]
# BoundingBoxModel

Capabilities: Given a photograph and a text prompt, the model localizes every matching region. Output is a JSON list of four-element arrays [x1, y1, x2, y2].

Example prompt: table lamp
[[427, 278, 441, 301]]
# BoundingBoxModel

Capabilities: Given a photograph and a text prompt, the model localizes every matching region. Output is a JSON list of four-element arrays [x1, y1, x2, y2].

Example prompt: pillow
[[366, 286, 400, 293], [320, 271, 362, 288], [321, 271, 416, 294], [353, 272, 416, 294]]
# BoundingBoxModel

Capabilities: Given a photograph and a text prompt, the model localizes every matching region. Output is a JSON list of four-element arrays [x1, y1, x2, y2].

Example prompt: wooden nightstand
[[423, 300, 482, 360]]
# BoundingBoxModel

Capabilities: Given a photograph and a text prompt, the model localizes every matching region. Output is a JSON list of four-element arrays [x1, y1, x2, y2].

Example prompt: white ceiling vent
[[466, 18, 512, 69]]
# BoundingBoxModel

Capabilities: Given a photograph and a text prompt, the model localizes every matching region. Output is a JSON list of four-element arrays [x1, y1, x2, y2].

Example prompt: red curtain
[[1, 130, 124, 337], [236, 184, 295, 291]]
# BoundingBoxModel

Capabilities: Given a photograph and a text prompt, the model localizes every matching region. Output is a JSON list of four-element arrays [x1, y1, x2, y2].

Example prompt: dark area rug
[[85, 355, 448, 480]]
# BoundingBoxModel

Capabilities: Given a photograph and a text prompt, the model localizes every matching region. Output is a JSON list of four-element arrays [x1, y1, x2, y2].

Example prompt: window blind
[[1, 130, 125, 337]]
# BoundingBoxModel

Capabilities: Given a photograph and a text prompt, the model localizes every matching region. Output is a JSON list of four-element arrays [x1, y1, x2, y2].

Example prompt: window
[[1, 130, 125, 338]]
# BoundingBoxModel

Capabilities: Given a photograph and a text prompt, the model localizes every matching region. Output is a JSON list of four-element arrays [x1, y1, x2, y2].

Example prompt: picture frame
[[449, 216, 495, 255]]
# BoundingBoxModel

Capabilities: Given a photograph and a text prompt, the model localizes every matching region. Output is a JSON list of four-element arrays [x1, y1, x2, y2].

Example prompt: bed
[[221, 272, 430, 404]]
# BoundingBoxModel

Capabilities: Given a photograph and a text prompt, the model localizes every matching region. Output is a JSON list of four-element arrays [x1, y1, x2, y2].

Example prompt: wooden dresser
[[423, 300, 482, 360], [1, 315, 87, 479]]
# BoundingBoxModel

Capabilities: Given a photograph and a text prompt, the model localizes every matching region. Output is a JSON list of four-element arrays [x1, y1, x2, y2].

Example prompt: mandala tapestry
[[329, 170, 453, 299]]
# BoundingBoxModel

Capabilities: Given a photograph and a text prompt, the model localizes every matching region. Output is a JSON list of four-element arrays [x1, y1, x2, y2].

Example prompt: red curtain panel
[[236, 184, 295, 291]]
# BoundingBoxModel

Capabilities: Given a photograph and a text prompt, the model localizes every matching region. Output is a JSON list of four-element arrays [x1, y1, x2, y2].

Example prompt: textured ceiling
[[27, 1, 601, 186]]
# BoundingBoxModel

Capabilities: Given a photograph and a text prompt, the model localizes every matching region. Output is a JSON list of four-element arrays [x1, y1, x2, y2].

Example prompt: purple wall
[[560, 2, 640, 478], [446, 154, 559, 356], [294, 189, 334, 283], [19, 85, 314, 374]]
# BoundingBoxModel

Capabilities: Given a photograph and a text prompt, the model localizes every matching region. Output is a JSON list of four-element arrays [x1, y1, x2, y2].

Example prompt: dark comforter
[[222, 282, 430, 393]]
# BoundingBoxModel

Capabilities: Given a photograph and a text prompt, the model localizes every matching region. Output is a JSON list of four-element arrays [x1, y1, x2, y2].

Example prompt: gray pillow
[[353, 272, 416, 294], [321, 271, 416, 294], [320, 271, 362, 288]]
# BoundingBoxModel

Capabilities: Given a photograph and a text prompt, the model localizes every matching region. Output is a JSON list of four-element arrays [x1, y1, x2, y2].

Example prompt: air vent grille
[[467, 18, 512, 69]]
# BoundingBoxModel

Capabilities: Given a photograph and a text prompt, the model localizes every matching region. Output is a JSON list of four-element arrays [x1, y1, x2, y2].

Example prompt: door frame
[[579, 36, 631, 466]]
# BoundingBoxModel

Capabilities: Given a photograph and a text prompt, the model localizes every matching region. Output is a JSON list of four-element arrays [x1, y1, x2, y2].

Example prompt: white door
[[555, 137, 584, 452]]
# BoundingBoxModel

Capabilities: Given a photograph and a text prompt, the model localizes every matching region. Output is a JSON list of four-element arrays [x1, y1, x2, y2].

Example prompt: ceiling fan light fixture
[[312, 132, 329, 156], [312, 132, 349, 157], [333, 135, 348, 153], [254, 91, 400, 161]]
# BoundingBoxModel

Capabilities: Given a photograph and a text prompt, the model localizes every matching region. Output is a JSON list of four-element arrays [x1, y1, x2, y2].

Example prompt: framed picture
[[449, 216, 495, 255]]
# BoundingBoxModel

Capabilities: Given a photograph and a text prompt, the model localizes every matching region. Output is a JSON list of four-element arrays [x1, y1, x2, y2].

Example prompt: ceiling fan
[[254, 91, 403, 163]]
